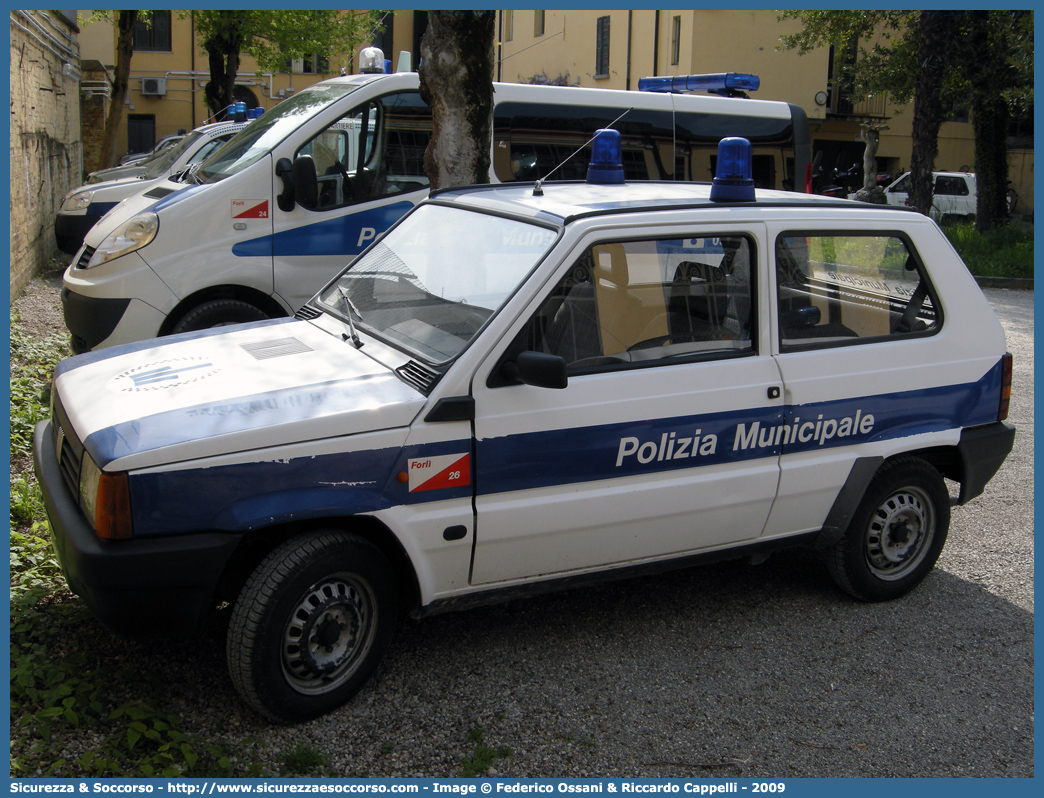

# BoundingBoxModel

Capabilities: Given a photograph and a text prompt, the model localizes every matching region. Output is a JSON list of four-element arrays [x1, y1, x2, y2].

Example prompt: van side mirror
[[275, 158, 295, 211], [500, 351, 568, 390], [292, 155, 319, 210]]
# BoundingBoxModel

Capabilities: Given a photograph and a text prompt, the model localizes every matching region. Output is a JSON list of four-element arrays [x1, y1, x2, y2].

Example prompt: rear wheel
[[825, 457, 949, 601], [170, 299, 269, 333], [226, 531, 397, 723]]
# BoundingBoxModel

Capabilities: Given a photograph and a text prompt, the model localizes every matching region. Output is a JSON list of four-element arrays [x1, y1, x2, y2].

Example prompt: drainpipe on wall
[[625, 11, 632, 90], [652, 11, 659, 77]]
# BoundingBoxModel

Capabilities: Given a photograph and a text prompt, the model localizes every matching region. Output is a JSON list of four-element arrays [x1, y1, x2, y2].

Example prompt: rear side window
[[776, 233, 939, 350]]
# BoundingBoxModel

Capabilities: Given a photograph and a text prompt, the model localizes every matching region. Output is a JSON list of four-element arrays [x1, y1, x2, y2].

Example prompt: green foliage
[[460, 727, 513, 777], [943, 221, 1033, 279], [281, 743, 331, 776], [9, 313, 69, 464], [9, 311, 267, 778], [778, 11, 918, 105], [192, 10, 386, 75]]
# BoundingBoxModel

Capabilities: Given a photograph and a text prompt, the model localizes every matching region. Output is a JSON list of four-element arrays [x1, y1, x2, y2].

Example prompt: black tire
[[226, 531, 398, 723], [170, 299, 269, 334], [825, 457, 950, 602]]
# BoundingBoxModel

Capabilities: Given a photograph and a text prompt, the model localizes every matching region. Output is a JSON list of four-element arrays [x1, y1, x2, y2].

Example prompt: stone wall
[[9, 10, 81, 300]]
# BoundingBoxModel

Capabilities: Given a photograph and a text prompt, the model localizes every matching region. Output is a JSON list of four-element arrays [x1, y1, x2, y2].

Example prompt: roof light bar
[[638, 72, 761, 96]]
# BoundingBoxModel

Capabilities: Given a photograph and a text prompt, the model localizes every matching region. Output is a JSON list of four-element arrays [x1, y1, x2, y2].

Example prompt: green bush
[[943, 221, 1034, 279]]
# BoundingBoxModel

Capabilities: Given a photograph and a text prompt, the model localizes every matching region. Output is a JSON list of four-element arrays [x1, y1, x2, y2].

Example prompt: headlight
[[87, 212, 159, 267], [79, 454, 133, 539], [61, 190, 93, 213]]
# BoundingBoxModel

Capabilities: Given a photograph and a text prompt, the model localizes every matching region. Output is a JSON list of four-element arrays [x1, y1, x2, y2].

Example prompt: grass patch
[[460, 727, 513, 777], [943, 221, 1034, 279], [280, 743, 331, 776]]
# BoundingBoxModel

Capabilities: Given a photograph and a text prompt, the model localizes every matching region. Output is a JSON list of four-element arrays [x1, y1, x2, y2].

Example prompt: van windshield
[[195, 83, 360, 184], [318, 204, 558, 363], [141, 129, 203, 179]]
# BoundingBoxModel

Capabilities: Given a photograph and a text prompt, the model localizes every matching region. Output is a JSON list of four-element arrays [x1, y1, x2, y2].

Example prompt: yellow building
[[77, 10, 423, 160], [78, 10, 1031, 213]]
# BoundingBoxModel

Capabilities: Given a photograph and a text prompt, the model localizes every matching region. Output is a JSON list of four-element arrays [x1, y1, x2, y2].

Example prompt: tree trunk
[[203, 11, 246, 119], [969, 11, 1011, 231], [99, 11, 138, 168], [908, 11, 955, 218], [418, 10, 496, 191]]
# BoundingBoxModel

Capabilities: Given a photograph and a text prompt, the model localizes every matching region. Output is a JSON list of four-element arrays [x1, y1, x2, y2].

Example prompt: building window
[[134, 10, 171, 52], [670, 16, 681, 66], [595, 16, 610, 78], [535, 11, 545, 37], [504, 11, 513, 43]]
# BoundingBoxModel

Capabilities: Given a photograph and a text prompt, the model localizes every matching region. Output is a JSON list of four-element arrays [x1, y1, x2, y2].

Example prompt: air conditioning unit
[[141, 77, 167, 96]]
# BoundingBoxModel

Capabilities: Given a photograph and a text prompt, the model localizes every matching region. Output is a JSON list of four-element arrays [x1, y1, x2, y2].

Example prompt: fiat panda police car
[[34, 135, 1015, 723]]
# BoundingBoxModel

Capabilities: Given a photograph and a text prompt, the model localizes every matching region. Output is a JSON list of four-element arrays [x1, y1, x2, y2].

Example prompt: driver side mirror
[[499, 351, 568, 390], [275, 155, 320, 212]]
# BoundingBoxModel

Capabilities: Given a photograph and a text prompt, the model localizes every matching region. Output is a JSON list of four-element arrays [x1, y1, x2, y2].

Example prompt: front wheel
[[170, 299, 269, 334], [226, 531, 398, 723], [825, 457, 950, 602]]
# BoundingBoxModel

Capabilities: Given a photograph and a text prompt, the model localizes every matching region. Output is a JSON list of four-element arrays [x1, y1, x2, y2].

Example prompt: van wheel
[[825, 457, 949, 602], [170, 299, 269, 333], [226, 531, 397, 723]]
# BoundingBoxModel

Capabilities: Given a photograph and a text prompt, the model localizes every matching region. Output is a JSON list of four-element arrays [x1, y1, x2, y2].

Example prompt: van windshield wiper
[[336, 286, 364, 348]]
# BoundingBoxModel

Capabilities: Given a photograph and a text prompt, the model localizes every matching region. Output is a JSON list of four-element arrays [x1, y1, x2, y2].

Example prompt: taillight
[[998, 353, 1013, 421]]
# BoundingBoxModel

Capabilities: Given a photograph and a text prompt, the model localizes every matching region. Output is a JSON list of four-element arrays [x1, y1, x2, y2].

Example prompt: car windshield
[[318, 204, 558, 363], [195, 83, 360, 184], [141, 130, 204, 179]]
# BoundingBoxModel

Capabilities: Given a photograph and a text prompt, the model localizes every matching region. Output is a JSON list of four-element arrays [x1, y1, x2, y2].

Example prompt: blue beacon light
[[586, 129, 625, 184], [710, 137, 756, 202]]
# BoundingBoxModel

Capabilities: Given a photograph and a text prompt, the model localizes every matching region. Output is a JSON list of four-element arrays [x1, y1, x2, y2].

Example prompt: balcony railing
[[830, 92, 889, 119]]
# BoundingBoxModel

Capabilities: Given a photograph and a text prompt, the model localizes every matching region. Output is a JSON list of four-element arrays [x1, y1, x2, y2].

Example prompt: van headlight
[[79, 455, 133, 540], [61, 190, 94, 213], [87, 212, 159, 267]]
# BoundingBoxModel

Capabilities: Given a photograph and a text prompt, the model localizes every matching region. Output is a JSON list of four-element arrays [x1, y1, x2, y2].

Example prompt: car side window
[[521, 235, 755, 371], [776, 233, 938, 350], [296, 91, 431, 211], [934, 176, 969, 196]]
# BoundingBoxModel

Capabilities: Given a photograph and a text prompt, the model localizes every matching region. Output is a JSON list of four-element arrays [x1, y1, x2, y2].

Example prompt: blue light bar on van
[[638, 73, 761, 95], [586, 129, 625, 185], [710, 137, 756, 203]]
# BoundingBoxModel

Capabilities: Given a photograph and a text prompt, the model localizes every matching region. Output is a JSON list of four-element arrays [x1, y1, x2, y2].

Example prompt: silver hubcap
[[864, 487, 935, 581], [282, 574, 376, 695]]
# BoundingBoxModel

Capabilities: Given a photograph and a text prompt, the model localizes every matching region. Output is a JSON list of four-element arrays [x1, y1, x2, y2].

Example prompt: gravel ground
[[11, 268, 1034, 778]]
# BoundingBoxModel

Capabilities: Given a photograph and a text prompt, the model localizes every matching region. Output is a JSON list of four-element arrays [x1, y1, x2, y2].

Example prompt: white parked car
[[883, 171, 977, 223], [35, 137, 1014, 722], [55, 121, 247, 255]]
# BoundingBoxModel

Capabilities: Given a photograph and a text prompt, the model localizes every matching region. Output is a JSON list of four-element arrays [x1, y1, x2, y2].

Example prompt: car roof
[[429, 181, 919, 225]]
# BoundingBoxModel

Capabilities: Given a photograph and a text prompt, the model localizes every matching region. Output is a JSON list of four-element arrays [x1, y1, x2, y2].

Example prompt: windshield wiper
[[336, 286, 364, 348]]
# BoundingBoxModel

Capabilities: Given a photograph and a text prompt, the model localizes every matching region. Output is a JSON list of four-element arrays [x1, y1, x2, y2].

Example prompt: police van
[[61, 63, 810, 353], [54, 119, 251, 255], [35, 135, 1014, 723]]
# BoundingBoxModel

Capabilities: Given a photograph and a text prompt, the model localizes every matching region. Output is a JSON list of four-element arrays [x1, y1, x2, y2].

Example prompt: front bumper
[[33, 419, 243, 638], [61, 286, 131, 353]]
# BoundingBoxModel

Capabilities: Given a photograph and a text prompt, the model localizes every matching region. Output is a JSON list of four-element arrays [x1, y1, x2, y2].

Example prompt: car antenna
[[533, 108, 631, 196]]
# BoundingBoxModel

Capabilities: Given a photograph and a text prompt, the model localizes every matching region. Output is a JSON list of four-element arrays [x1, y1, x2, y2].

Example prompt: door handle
[[767, 386, 781, 400]]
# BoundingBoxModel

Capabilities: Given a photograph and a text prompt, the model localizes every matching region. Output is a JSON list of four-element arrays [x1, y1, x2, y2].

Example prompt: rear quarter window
[[776, 232, 939, 351]]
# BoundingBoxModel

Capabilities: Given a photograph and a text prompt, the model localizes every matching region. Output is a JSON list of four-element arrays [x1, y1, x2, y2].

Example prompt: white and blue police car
[[34, 135, 1015, 722]]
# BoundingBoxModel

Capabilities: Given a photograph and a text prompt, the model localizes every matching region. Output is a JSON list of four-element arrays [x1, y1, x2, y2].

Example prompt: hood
[[54, 318, 427, 471]]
